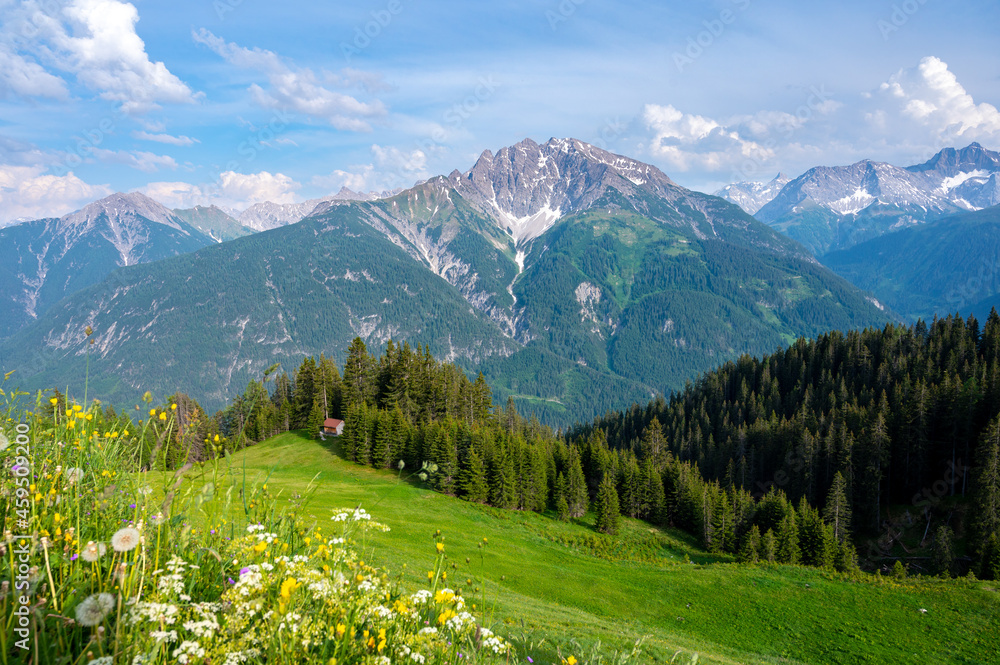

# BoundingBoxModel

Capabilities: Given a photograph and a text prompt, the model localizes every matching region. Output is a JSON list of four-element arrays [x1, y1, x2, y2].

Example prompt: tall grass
[[0, 383, 549, 665]]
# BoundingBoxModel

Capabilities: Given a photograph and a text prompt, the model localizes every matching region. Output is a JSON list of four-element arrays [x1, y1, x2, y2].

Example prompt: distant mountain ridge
[[0, 192, 216, 338], [713, 173, 791, 215], [716, 143, 1000, 255], [1, 138, 890, 423]]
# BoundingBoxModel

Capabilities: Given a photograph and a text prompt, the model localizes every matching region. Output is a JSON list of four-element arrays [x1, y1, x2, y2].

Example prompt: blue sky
[[1, 0, 999, 222]]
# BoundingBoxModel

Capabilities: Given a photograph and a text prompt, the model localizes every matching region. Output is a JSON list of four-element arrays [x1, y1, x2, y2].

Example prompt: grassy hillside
[[198, 431, 999, 665]]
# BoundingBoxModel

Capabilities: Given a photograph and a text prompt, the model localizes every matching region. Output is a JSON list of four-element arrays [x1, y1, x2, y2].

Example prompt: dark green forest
[[88, 311, 1000, 581]]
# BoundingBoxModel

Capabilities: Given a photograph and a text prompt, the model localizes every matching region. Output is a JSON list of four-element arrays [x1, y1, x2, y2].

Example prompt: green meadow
[[193, 431, 1000, 665]]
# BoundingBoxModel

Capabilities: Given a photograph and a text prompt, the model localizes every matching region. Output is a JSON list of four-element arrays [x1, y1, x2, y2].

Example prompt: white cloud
[[192, 28, 386, 132], [142, 171, 300, 210], [310, 144, 428, 192], [643, 104, 774, 172], [872, 56, 1000, 144], [131, 131, 199, 146], [7, 0, 198, 113], [0, 165, 111, 224], [0, 44, 69, 99], [90, 148, 177, 172]]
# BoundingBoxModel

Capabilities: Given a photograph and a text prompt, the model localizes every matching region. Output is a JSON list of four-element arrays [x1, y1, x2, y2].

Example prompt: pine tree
[[823, 471, 852, 543], [798, 498, 835, 568], [971, 416, 1000, 559], [459, 446, 489, 504], [981, 532, 1000, 580], [307, 396, 325, 440], [370, 410, 392, 469], [776, 512, 800, 564], [892, 560, 907, 579], [565, 446, 589, 518], [554, 472, 570, 521], [931, 526, 954, 577], [739, 524, 761, 563], [761, 528, 777, 563], [595, 476, 621, 535], [834, 539, 859, 573], [342, 337, 375, 408]]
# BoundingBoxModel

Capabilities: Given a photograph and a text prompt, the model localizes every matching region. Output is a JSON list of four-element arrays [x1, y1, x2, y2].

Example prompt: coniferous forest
[[110, 312, 1000, 581]]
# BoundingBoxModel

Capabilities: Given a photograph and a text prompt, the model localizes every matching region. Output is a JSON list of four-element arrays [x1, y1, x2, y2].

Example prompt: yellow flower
[[280, 577, 299, 601], [336, 623, 346, 638], [355, 573, 364, 583], [73, 405, 82, 412], [214, 434, 220, 443], [436, 542, 444, 553], [158, 412, 166, 421], [427, 571, 434, 580], [149, 409, 156, 417], [123, 430, 129, 437], [253, 541, 267, 553], [437, 609, 455, 625], [67, 420, 76, 429], [377, 628, 386, 652], [171, 403, 177, 410], [65, 410, 72, 417], [85, 414, 92, 421], [49, 398, 58, 405], [566, 657, 577, 665]]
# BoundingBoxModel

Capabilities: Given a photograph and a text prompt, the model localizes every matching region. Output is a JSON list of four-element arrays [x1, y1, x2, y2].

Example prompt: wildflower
[[565, 657, 577, 665], [49, 397, 58, 405], [159, 412, 167, 421], [74, 592, 115, 626], [65, 467, 84, 484], [149, 409, 156, 417], [81, 541, 107, 562], [171, 403, 177, 410], [436, 542, 444, 553], [111, 527, 141, 552]]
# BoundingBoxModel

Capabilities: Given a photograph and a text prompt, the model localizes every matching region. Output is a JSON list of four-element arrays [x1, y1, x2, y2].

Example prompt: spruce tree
[[595, 476, 621, 535], [307, 396, 325, 440], [370, 410, 392, 469], [981, 532, 1000, 580], [554, 472, 570, 521], [823, 471, 852, 543], [761, 528, 777, 563], [565, 446, 589, 518], [459, 446, 489, 504], [776, 512, 800, 564], [931, 526, 954, 577], [971, 416, 1000, 559], [739, 524, 761, 563]]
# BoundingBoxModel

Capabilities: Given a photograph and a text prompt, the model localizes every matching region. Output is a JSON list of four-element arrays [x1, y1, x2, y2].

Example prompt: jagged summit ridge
[[448, 137, 681, 243]]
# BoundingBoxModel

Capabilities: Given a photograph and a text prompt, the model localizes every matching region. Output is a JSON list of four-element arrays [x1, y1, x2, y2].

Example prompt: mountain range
[[717, 143, 1000, 256], [0, 138, 889, 423]]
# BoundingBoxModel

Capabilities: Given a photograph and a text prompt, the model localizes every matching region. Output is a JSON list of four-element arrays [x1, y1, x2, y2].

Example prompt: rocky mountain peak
[[61, 191, 182, 232], [453, 137, 679, 243]]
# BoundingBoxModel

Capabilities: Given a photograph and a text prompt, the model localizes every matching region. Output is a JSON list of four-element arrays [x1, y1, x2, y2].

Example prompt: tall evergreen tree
[[595, 476, 621, 535], [459, 446, 489, 504], [823, 471, 852, 543]]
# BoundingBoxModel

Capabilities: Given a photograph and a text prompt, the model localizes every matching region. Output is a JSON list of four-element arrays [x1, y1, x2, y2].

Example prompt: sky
[[1, 0, 999, 223]]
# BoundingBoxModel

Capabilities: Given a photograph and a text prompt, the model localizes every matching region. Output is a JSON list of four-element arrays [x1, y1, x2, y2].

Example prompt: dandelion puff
[[65, 467, 84, 484], [112, 527, 141, 552], [75, 592, 116, 626], [81, 541, 107, 562]]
